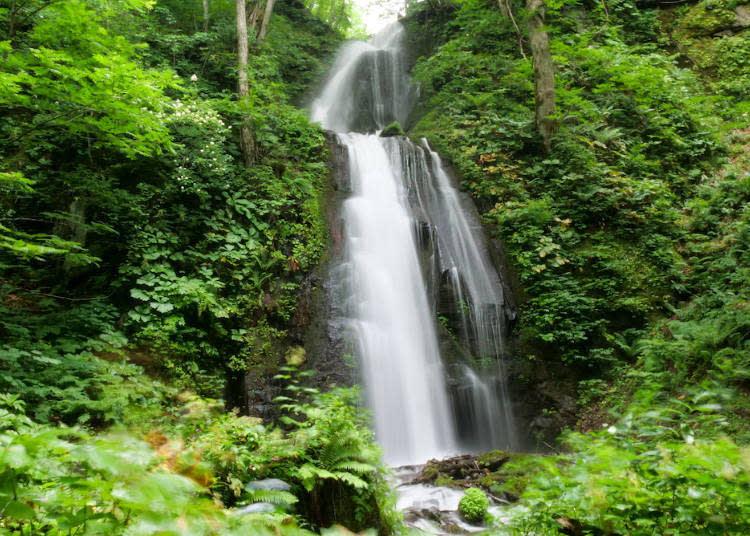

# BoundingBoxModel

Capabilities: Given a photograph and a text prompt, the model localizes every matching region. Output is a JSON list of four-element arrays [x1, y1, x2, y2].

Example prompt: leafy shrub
[[0, 396, 303, 536], [500, 387, 750, 535], [118, 96, 329, 383], [409, 0, 724, 375], [458, 487, 489, 523], [0, 299, 170, 426]]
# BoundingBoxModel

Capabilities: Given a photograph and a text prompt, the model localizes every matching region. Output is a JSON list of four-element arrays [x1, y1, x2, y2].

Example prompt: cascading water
[[339, 133, 455, 465], [383, 137, 517, 451], [312, 23, 517, 465], [312, 25, 413, 132]]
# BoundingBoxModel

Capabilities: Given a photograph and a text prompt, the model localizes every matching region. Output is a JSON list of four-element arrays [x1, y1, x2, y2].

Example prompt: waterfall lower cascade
[[312, 23, 517, 466]]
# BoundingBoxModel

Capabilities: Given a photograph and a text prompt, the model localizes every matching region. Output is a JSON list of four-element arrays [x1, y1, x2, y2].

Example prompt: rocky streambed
[[394, 451, 530, 534]]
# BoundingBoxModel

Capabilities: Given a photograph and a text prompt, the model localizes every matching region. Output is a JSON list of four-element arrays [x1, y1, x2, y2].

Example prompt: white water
[[395, 466, 512, 534], [341, 133, 455, 465], [311, 23, 411, 132], [312, 23, 517, 465], [384, 137, 517, 450]]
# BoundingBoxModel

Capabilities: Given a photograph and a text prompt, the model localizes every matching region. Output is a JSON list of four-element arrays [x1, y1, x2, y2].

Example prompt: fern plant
[[243, 486, 299, 507]]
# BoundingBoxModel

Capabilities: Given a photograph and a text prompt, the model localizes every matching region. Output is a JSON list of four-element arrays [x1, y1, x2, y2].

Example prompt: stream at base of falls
[[310, 21, 521, 531], [395, 465, 512, 534]]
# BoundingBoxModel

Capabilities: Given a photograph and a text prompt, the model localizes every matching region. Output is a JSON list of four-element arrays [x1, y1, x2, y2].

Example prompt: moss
[[379, 121, 406, 137], [434, 475, 458, 487], [423, 465, 440, 479], [477, 473, 500, 488], [491, 454, 549, 497], [477, 449, 508, 467], [679, 0, 737, 35]]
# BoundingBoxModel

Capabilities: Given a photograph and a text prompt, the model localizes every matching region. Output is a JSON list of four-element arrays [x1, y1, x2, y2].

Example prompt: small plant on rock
[[458, 487, 489, 524]]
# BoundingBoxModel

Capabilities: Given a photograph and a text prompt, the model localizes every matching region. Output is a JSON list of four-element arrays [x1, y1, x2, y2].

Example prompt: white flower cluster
[[158, 100, 230, 133], [159, 101, 238, 189]]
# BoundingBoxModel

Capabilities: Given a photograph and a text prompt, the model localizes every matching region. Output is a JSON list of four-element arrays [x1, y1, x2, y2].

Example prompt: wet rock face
[[245, 368, 281, 420], [509, 358, 580, 445], [243, 135, 353, 420], [347, 49, 410, 132], [293, 135, 354, 391], [325, 131, 351, 192]]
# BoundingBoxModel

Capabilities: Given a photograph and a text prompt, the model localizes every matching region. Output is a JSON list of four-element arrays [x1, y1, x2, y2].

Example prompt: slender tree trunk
[[9, 0, 17, 41], [498, 0, 526, 58], [55, 198, 87, 278], [202, 0, 210, 31], [248, 2, 262, 34], [236, 0, 256, 167], [526, 0, 557, 153], [328, 0, 336, 25], [257, 0, 276, 42], [335, 0, 347, 28]]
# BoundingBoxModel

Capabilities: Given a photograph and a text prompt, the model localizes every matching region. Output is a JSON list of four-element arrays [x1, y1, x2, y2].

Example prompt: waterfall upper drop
[[313, 23, 517, 464], [311, 24, 413, 132]]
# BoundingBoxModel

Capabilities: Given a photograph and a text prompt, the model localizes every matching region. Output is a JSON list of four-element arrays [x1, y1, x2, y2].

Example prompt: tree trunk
[[202, 0, 210, 31], [248, 1, 262, 34], [8, 0, 17, 41], [54, 198, 88, 278], [328, 0, 337, 25], [236, 0, 256, 167], [526, 0, 557, 153], [335, 0, 347, 28], [257, 0, 276, 42]]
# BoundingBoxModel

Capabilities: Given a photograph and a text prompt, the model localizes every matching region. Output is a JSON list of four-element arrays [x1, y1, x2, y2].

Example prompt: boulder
[[246, 478, 292, 491]]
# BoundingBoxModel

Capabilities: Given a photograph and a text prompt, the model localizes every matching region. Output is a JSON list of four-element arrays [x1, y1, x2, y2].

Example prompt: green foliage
[[297, 0, 367, 37], [380, 121, 406, 137], [0, 363, 398, 533], [409, 10, 750, 535], [244, 487, 299, 507], [1, 1, 175, 158], [410, 0, 724, 369], [0, 2, 368, 531], [0, 396, 315, 536], [0, 298, 170, 426], [1, 0, 338, 388], [458, 487, 489, 524], [273, 369, 399, 531], [117, 96, 329, 382], [498, 387, 750, 535]]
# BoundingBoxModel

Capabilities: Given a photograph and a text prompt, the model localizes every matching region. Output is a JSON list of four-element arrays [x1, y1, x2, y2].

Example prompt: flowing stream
[[311, 23, 517, 468]]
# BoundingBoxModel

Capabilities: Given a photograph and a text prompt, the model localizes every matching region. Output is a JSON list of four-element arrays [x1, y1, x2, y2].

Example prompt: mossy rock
[[380, 121, 406, 137], [477, 449, 509, 469], [679, 0, 737, 35], [423, 465, 440, 479], [434, 475, 458, 487], [477, 473, 502, 489]]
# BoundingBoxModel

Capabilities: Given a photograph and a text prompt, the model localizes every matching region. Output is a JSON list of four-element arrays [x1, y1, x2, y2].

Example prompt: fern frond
[[320, 441, 361, 467], [334, 471, 368, 489], [331, 460, 375, 474], [244, 487, 298, 506]]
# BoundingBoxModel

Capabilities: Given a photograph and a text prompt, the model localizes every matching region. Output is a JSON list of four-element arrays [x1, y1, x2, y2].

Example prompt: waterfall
[[313, 23, 517, 464], [311, 24, 412, 132]]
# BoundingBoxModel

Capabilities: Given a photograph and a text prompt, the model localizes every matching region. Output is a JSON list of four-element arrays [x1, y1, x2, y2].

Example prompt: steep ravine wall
[[398, 14, 582, 446], [244, 134, 354, 420], [244, 16, 578, 447]]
